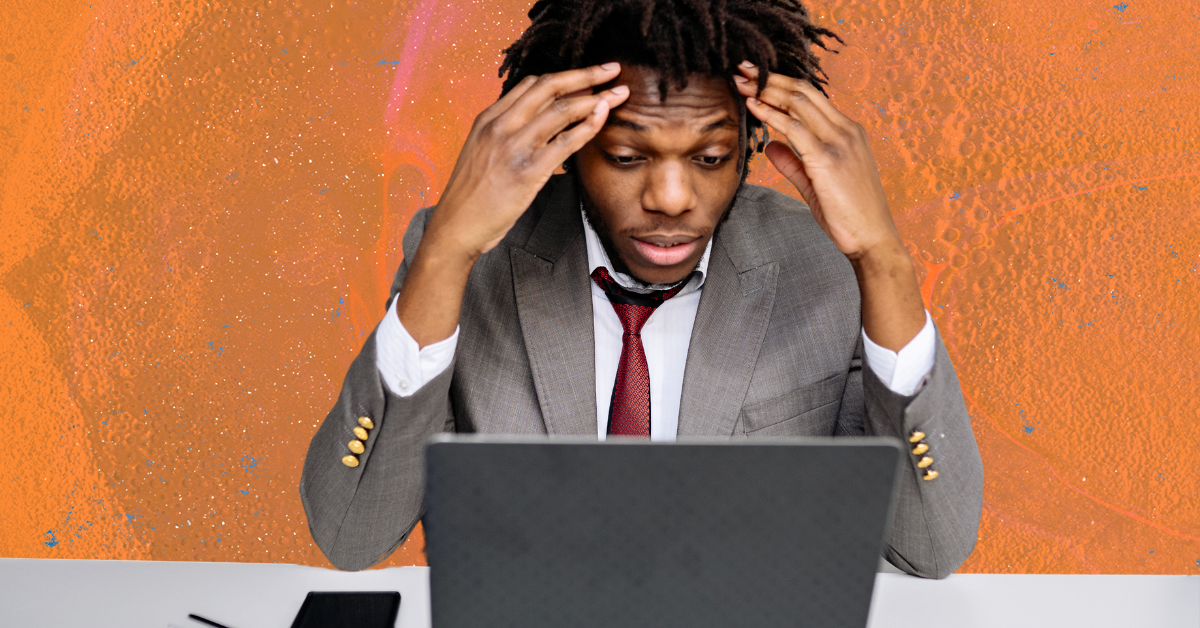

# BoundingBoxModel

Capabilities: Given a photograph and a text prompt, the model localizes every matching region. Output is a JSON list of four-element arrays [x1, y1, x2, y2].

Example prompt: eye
[[695, 153, 732, 167], [603, 151, 643, 166]]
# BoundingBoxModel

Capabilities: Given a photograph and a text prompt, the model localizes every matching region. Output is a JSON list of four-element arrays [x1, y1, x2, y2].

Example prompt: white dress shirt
[[375, 214, 938, 439]]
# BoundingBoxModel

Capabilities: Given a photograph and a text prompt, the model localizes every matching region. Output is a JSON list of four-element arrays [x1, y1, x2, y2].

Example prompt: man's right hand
[[395, 63, 629, 348]]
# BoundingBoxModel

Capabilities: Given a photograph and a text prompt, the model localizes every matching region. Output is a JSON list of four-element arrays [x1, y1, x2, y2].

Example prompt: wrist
[[414, 230, 483, 277], [848, 237, 914, 280]]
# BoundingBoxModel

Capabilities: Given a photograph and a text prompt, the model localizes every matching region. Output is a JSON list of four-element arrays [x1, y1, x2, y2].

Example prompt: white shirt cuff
[[862, 310, 936, 396], [375, 296, 458, 397]]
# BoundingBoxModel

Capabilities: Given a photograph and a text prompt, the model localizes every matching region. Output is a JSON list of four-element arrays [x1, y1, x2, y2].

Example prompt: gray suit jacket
[[300, 174, 984, 577]]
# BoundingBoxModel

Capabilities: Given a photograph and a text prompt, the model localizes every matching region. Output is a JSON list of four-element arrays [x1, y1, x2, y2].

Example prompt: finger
[[763, 140, 818, 209], [503, 63, 622, 127], [533, 98, 612, 169], [478, 73, 541, 126], [745, 96, 821, 157], [519, 86, 629, 147], [737, 78, 840, 143], [736, 62, 846, 127]]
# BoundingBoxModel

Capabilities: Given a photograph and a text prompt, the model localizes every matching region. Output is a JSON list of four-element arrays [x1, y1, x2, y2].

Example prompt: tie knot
[[591, 267, 685, 336]]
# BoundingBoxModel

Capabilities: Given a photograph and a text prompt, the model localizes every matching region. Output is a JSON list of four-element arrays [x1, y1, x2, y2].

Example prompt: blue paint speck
[[45, 530, 58, 547], [241, 455, 261, 470], [1023, 425, 1034, 433], [1113, 2, 1128, 11]]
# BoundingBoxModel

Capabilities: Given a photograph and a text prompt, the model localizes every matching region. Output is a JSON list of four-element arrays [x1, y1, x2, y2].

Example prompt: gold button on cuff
[[909, 431, 926, 443], [341, 455, 360, 468], [353, 426, 369, 441], [923, 469, 939, 481], [358, 416, 375, 430], [917, 456, 934, 469], [912, 443, 929, 456], [348, 440, 365, 455]]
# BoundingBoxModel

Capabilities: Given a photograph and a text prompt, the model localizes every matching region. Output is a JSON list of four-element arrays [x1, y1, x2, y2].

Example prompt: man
[[301, 0, 984, 577]]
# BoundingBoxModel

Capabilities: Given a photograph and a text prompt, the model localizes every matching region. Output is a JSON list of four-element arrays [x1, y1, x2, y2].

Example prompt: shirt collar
[[581, 209, 711, 296]]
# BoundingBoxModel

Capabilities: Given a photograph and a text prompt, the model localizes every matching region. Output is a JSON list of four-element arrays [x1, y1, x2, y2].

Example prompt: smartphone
[[289, 591, 401, 628]]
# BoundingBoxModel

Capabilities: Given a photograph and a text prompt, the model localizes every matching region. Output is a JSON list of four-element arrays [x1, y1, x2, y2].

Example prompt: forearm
[[860, 336, 984, 578], [300, 327, 456, 570], [851, 241, 926, 352], [394, 231, 477, 349]]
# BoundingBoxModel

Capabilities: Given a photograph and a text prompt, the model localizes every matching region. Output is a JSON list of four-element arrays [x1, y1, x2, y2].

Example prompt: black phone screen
[[289, 591, 401, 628]]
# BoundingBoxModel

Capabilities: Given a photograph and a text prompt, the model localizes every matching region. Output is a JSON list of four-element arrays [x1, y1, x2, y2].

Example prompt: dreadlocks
[[498, 0, 841, 166]]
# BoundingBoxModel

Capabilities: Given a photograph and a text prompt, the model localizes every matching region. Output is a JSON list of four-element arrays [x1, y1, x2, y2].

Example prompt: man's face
[[574, 66, 743, 285]]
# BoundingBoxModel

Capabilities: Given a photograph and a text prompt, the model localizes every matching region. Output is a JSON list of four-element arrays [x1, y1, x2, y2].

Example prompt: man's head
[[499, 0, 840, 285]]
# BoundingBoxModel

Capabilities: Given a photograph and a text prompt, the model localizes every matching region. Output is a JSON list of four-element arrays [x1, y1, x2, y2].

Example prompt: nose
[[641, 160, 696, 216]]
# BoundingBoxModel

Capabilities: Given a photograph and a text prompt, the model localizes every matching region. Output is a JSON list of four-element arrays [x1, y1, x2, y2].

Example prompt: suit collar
[[512, 178, 784, 437], [519, 175, 585, 264], [676, 215, 780, 437], [511, 178, 597, 435]]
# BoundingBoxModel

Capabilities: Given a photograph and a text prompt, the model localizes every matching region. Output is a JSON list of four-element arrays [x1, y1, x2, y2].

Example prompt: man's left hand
[[734, 61, 900, 261], [734, 61, 926, 351]]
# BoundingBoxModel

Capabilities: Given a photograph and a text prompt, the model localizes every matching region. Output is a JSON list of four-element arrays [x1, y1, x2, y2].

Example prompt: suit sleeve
[[839, 327, 984, 579], [299, 206, 456, 571]]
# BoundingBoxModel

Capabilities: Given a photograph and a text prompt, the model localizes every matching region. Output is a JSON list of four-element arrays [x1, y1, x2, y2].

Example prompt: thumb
[[764, 140, 817, 209]]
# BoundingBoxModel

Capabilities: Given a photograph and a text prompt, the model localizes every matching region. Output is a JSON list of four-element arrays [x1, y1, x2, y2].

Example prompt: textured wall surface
[[0, 0, 1196, 572]]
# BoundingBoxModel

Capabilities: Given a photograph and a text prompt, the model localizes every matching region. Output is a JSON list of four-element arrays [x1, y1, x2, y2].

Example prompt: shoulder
[[401, 174, 577, 259]]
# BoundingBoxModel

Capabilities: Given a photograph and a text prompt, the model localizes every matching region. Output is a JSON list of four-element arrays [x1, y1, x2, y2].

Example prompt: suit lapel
[[677, 226, 780, 437], [511, 183, 597, 436]]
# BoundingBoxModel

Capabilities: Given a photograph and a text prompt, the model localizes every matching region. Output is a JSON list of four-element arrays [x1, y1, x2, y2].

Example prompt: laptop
[[423, 435, 903, 628]]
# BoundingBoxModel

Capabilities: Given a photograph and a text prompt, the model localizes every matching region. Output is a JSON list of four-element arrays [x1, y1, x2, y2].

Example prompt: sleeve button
[[923, 469, 939, 481], [348, 440, 365, 454], [341, 455, 360, 468], [917, 456, 934, 469], [912, 443, 929, 456], [909, 431, 926, 443], [353, 426, 369, 441], [357, 416, 375, 430]]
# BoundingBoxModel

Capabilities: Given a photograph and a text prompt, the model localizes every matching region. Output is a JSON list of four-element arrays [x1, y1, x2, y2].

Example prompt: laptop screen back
[[424, 436, 902, 628]]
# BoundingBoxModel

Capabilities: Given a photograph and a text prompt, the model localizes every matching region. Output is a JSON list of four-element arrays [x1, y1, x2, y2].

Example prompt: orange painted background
[[1, 0, 1196, 573]]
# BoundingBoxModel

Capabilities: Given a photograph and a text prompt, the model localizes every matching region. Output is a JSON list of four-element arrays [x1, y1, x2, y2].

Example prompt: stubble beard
[[574, 171, 742, 289]]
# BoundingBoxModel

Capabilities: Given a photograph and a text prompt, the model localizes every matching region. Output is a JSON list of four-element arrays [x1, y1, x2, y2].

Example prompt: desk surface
[[0, 558, 1195, 628]]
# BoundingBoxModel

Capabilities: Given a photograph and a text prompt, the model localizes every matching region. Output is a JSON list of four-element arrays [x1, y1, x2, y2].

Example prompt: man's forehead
[[604, 66, 739, 131]]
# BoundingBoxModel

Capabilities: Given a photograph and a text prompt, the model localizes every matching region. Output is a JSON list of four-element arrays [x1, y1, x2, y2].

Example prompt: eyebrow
[[604, 116, 738, 133]]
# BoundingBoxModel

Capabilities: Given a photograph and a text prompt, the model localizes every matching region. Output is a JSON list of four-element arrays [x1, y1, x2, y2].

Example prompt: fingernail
[[593, 99, 609, 114], [600, 62, 619, 71], [733, 75, 748, 84], [610, 85, 629, 95], [740, 60, 756, 68], [747, 97, 760, 105]]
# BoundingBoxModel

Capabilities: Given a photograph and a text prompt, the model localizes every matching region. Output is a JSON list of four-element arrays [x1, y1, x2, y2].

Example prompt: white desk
[[0, 558, 1195, 628]]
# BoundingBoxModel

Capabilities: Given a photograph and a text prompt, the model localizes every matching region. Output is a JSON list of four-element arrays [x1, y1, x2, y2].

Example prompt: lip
[[631, 236, 699, 267]]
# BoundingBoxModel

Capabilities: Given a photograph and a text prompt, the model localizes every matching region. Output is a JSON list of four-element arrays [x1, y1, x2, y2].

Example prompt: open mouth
[[632, 237, 699, 267]]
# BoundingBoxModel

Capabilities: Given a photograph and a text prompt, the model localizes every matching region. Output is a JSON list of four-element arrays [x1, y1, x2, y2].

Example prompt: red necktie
[[591, 267, 687, 437]]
